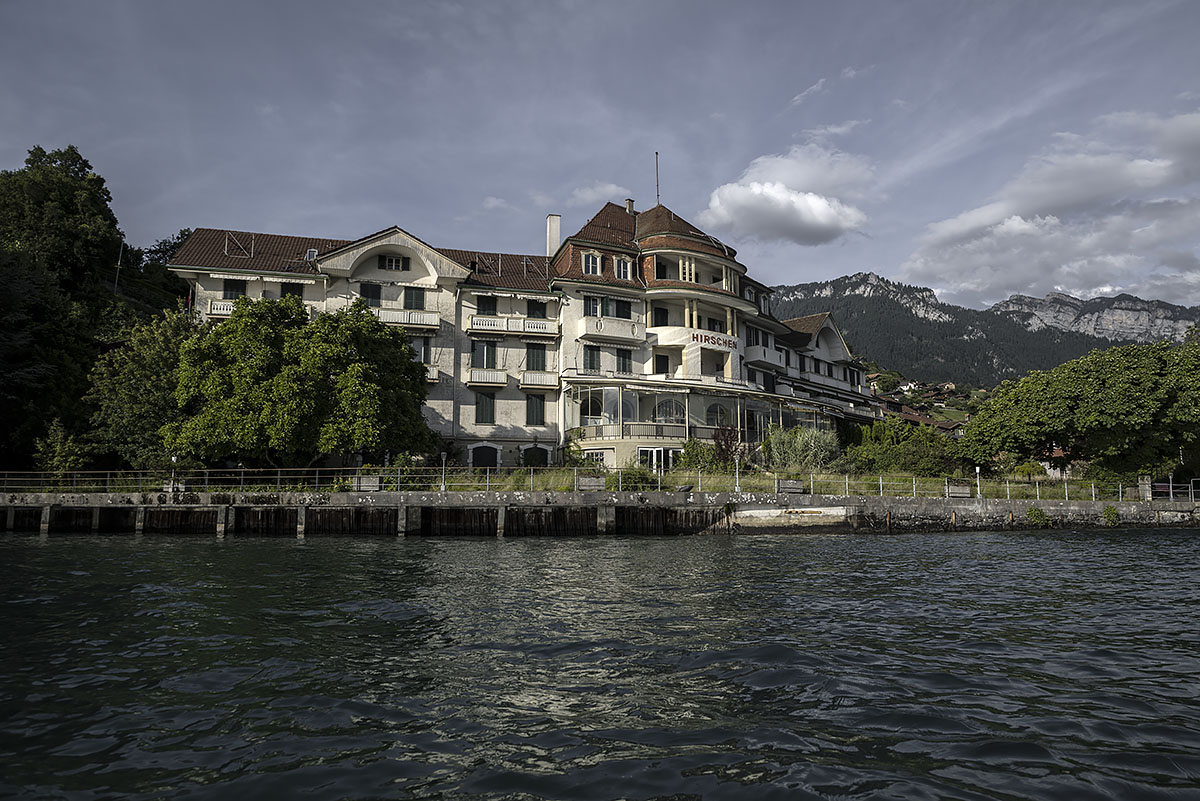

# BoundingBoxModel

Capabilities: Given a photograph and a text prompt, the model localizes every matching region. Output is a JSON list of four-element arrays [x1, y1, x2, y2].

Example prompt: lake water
[[1, 531, 1198, 800]]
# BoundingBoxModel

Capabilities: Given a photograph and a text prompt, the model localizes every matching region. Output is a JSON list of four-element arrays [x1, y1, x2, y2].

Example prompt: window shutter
[[401, 256, 411, 271], [601, 297, 610, 317], [377, 255, 386, 269]]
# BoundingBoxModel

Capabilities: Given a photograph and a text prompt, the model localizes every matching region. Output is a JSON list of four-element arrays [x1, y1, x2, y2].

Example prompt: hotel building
[[169, 200, 879, 468]]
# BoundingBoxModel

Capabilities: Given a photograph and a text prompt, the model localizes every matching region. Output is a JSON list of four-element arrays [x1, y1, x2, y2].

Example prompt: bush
[[1103, 505, 1120, 527], [762, 424, 840, 472], [1026, 506, 1052, 528], [1013, 461, 1046, 479], [607, 465, 658, 491]]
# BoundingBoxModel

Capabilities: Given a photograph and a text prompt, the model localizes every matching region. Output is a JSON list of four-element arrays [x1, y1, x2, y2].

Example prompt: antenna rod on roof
[[655, 152, 660, 205]]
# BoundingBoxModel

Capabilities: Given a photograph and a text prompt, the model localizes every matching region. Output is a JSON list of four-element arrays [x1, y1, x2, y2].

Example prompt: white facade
[[171, 204, 879, 467]]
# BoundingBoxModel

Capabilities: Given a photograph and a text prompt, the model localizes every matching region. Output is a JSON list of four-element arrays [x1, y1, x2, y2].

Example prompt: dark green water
[[1, 531, 1198, 800]]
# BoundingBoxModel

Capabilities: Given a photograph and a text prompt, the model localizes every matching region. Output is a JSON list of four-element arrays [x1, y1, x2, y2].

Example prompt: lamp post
[[440, 452, 447, 492], [975, 465, 981, 499], [171, 455, 177, 492], [734, 455, 741, 494]]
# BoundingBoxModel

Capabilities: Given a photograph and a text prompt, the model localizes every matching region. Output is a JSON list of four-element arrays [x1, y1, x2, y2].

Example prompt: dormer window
[[379, 255, 411, 271], [744, 287, 756, 302], [615, 257, 631, 280], [583, 253, 600, 275], [305, 248, 319, 261]]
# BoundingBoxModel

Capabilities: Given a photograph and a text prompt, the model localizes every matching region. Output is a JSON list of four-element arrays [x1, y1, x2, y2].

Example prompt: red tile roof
[[781, 312, 831, 335], [435, 248, 553, 292], [634, 204, 736, 257], [569, 202, 638, 249], [171, 228, 349, 275]]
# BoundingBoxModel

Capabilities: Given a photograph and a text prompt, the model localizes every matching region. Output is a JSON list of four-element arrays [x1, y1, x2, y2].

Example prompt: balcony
[[520, 370, 559, 388], [209, 299, 236, 316], [745, 344, 784, 369], [468, 315, 559, 335], [372, 308, 441, 328], [467, 368, 508, 386], [577, 316, 645, 343], [425, 364, 439, 382]]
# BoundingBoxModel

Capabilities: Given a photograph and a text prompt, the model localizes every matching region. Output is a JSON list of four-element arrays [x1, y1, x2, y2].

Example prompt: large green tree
[[959, 341, 1200, 476], [86, 307, 199, 469], [163, 298, 436, 466], [0, 145, 122, 285], [847, 416, 957, 476]]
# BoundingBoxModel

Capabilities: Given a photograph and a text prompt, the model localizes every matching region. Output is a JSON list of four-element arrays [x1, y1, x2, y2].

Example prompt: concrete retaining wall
[[2, 490, 1196, 536]]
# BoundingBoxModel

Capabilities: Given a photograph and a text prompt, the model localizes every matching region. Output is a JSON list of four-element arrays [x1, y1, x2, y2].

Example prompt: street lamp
[[734, 455, 741, 493], [975, 464, 981, 499], [171, 455, 178, 492], [440, 452, 447, 492]]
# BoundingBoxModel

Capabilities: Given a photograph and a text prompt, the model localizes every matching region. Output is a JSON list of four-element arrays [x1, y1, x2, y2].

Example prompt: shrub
[[1102, 505, 1120, 528], [608, 465, 658, 491], [1026, 506, 1052, 528]]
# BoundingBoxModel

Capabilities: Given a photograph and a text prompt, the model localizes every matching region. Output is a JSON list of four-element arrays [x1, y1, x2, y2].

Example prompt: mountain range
[[771, 273, 1199, 387]]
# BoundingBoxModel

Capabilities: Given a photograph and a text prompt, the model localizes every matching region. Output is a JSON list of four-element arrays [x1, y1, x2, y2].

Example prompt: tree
[[86, 307, 199, 469], [163, 298, 436, 466], [0, 145, 122, 286], [959, 341, 1200, 476]]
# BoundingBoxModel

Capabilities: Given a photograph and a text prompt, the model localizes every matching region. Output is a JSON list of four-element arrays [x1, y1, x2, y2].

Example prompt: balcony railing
[[577, 316, 645, 343], [425, 364, 439, 382], [520, 370, 559, 388], [565, 422, 766, 444], [468, 315, 559, 335], [373, 308, 441, 328], [467, 368, 508, 386], [209, 299, 236, 316]]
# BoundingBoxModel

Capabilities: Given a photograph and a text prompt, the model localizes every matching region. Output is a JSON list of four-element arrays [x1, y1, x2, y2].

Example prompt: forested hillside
[[772, 273, 1125, 386]]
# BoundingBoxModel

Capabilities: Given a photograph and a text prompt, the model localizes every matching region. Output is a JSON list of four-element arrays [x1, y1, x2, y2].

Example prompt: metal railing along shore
[[1, 468, 1193, 503]]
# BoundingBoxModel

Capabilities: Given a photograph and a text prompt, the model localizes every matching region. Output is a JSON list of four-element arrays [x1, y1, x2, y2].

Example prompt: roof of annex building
[[170, 228, 349, 275]]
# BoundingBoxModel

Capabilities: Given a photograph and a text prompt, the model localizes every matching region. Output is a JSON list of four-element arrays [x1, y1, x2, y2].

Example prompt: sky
[[3, 0, 1199, 308]]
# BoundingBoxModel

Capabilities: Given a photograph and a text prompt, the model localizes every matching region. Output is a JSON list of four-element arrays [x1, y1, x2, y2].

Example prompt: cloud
[[802, 119, 869, 140], [566, 181, 632, 208], [699, 143, 872, 245], [902, 111, 1200, 306], [840, 65, 873, 79], [698, 182, 866, 246], [740, 143, 874, 200], [481, 195, 513, 211], [787, 78, 826, 108]]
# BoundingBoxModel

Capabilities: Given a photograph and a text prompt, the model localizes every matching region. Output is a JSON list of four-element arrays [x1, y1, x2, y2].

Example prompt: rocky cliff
[[990, 292, 1199, 343]]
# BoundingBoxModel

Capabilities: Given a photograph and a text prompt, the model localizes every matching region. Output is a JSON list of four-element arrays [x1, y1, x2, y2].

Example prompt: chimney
[[625, 198, 635, 214], [546, 213, 560, 257]]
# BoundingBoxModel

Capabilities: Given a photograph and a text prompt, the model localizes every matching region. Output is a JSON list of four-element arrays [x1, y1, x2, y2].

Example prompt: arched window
[[706, 403, 729, 427], [521, 446, 550, 467], [580, 395, 603, 424], [470, 444, 500, 468], [653, 399, 685, 424]]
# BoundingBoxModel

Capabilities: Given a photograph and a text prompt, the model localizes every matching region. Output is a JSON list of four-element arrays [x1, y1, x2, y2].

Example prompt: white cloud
[[566, 181, 632, 208], [902, 111, 1200, 306], [740, 143, 874, 200], [698, 181, 866, 246], [802, 119, 869, 140], [697, 143, 873, 245], [787, 78, 826, 108], [840, 65, 873, 79], [481, 195, 513, 211]]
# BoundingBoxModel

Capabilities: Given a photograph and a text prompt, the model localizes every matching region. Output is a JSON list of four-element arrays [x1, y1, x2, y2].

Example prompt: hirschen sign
[[691, 332, 738, 352]]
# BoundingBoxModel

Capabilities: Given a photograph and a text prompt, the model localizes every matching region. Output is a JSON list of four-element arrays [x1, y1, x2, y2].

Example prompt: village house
[[169, 200, 880, 468]]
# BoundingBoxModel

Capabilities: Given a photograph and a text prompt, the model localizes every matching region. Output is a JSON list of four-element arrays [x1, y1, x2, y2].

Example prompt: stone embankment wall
[[2, 490, 1196, 536]]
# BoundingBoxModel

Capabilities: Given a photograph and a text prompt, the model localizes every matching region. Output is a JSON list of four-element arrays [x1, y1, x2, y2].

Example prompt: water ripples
[[1, 530, 1199, 799]]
